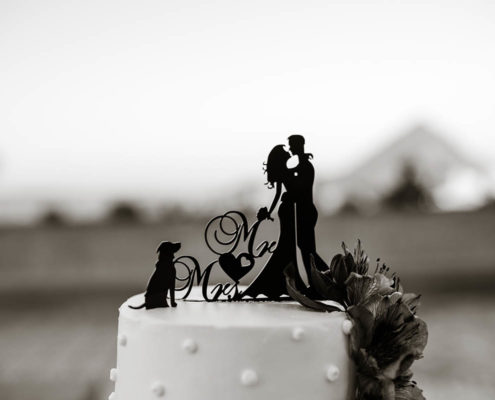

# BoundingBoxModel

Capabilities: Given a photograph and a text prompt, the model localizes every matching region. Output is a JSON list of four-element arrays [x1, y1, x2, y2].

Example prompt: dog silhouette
[[129, 241, 181, 309]]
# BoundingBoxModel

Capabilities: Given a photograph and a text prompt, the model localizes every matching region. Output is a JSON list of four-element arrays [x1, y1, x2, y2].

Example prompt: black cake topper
[[131, 135, 329, 305], [126, 136, 429, 400], [129, 241, 180, 309], [175, 134, 328, 302]]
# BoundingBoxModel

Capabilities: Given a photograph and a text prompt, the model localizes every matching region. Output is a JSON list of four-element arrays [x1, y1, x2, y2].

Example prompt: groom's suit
[[288, 156, 325, 280]]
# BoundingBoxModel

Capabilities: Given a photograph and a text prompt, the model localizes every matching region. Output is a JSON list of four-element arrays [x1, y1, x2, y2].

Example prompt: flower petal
[[347, 305, 375, 349], [284, 263, 340, 313], [346, 273, 380, 306]]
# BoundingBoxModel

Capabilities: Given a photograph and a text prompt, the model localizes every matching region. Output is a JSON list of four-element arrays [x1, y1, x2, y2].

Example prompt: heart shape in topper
[[218, 252, 255, 282]]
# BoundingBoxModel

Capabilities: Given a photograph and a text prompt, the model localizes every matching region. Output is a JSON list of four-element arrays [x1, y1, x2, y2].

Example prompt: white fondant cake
[[110, 288, 354, 400]]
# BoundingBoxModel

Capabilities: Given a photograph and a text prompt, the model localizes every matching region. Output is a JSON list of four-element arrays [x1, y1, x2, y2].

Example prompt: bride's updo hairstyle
[[264, 144, 290, 188]]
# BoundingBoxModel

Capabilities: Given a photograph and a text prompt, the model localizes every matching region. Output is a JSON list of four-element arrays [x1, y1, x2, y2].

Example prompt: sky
[[1, 0, 495, 217]]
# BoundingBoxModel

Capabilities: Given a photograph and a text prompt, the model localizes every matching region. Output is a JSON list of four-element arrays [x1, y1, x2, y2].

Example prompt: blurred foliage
[[336, 199, 362, 216], [478, 197, 495, 212], [159, 205, 207, 224], [106, 202, 143, 224], [38, 209, 69, 227], [159, 205, 255, 225]]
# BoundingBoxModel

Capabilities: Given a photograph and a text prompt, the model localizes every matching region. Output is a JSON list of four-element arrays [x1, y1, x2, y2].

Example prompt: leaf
[[395, 382, 426, 400], [310, 255, 345, 303], [329, 253, 342, 274], [330, 254, 348, 285], [284, 263, 340, 313], [311, 252, 330, 272], [343, 252, 357, 278]]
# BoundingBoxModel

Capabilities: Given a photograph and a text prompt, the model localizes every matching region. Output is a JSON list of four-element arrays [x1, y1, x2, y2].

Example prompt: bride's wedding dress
[[241, 192, 298, 299]]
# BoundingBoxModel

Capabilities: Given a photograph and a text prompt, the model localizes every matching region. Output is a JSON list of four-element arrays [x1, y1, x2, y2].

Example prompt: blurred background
[[1, 0, 495, 399]]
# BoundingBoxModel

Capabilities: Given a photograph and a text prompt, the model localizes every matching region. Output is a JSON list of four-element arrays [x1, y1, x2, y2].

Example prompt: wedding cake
[[108, 137, 427, 399], [108, 241, 428, 400], [109, 289, 354, 400]]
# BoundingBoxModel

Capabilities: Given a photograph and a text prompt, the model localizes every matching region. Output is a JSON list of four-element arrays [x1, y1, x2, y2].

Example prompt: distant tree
[[107, 201, 142, 224], [159, 205, 193, 224], [39, 209, 68, 227], [478, 197, 495, 212], [336, 199, 361, 216], [158, 204, 233, 225], [381, 163, 435, 212]]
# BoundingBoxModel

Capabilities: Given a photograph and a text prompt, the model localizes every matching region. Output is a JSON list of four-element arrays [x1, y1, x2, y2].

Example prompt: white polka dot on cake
[[118, 334, 127, 346], [151, 382, 165, 397], [240, 369, 259, 387], [109, 368, 118, 382], [291, 327, 305, 341], [341, 319, 353, 335], [326, 365, 340, 382], [182, 338, 198, 354]]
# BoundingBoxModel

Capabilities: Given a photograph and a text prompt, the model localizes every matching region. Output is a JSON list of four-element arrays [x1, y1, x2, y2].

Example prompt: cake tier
[[111, 288, 354, 400]]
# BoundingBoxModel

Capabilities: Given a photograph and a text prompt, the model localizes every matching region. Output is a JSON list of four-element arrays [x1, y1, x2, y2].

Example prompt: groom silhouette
[[287, 135, 325, 284]]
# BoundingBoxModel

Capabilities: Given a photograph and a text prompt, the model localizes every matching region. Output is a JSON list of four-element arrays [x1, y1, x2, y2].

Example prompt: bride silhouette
[[241, 144, 301, 299]]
